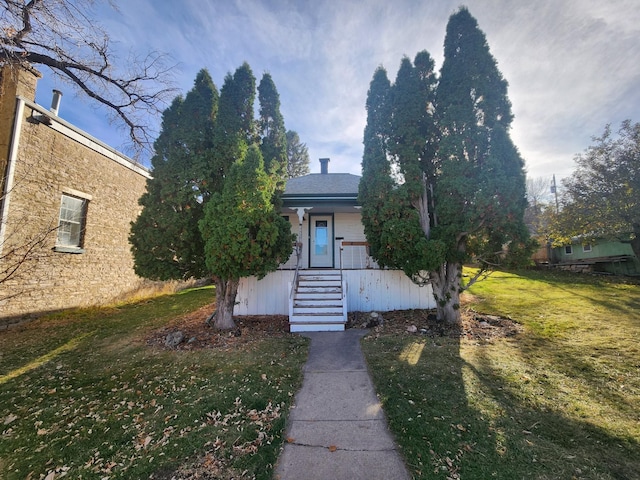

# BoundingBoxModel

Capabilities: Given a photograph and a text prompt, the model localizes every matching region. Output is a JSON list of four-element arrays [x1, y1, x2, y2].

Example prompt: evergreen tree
[[360, 54, 447, 286], [359, 66, 396, 264], [432, 7, 530, 323], [258, 73, 288, 175], [359, 8, 531, 325], [285, 130, 310, 178], [201, 64, 291, 329], [129, 69, 218, 280], [209, 63, 257, 194], [199, 145, 294, 329], [131, 63, 291, 330]]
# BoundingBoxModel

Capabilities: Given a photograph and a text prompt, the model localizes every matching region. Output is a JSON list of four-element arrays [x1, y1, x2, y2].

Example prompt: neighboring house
[[235, 158, 435, 332], [551, 237, 639, 275], [0, 65, 150, 325]]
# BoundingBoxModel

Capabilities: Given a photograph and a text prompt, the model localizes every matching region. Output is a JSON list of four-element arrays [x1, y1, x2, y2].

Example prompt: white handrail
[[289, 241, 302, 300]]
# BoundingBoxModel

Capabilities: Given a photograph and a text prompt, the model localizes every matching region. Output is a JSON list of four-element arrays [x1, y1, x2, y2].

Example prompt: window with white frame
[[564, 245, 573, 255], [583, 244, 592, 252], [56, 193, 88, 251]]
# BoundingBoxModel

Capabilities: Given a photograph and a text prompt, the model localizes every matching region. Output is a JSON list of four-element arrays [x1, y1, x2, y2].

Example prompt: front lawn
[[0, 287, 308, 480], [362, 269, 640, 479]]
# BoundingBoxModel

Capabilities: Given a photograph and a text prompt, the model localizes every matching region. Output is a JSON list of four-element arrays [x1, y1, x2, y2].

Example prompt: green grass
[[362, 269, 640, 479], [0, 287, 308, 480]]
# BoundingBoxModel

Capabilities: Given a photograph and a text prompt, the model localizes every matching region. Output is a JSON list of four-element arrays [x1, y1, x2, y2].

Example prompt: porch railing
[[288, 241, 303, 319], [339, 241, 378, 270], [280, 240, 379, 271]]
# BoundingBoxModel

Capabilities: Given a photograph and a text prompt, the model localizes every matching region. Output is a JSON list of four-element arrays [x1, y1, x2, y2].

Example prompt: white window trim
[[564, 245, 573, 255], [55, 190, 89, 253], [62, 187, 92, 201], [583, 244, 592, 253]]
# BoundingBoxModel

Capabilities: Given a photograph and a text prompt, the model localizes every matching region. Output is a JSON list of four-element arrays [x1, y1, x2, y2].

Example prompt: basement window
[[54, 191, 89, 253]]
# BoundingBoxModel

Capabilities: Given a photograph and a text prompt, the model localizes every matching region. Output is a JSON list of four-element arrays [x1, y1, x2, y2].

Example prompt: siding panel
[[234, 269, 434, 315]]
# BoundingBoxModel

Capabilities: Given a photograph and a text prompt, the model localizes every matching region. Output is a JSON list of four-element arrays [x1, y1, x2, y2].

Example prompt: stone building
[[0, 65, 150, 325]]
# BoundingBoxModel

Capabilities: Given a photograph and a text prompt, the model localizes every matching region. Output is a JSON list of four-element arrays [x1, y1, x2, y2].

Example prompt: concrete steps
[[289, 270, 346, 332]]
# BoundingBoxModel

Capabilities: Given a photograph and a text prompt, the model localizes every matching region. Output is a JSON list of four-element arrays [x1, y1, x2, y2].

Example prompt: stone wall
[[0, 66, 151, 324], [0, 65, 41, 195]]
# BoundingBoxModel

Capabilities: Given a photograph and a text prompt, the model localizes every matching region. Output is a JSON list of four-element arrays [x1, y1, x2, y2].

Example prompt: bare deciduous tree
[[1, 0, 176, 151]]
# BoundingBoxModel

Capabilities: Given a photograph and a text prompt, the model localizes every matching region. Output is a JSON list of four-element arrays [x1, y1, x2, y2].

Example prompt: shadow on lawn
[[365, 331, 639, 479], [466, 339, 640, 480], [513, 269, 640, 316]]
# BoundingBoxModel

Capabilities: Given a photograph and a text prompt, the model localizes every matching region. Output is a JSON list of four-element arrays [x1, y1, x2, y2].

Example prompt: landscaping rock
[[365, 311, 384, 328], [164, 331, 184, 348]]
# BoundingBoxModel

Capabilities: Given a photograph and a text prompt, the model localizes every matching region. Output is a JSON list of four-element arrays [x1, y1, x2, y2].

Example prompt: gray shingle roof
[[284, 173, 361, 196]]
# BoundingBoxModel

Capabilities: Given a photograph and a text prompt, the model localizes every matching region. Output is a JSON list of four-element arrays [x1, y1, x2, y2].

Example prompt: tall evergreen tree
[[359, 66, 397, 264], [359, 8, 531, 325], [258, 73, 288, 176], [199, 145, 294, 329], [432, 7, 530, 323], [129, 69, 218, 280], [131, 63, 291, 330], [285, 130, 310, 178], [198, 64, 292, 330], [208, 63, 257, 194]]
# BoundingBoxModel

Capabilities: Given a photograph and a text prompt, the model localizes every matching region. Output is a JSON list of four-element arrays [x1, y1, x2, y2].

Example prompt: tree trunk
[[212, 277, 239, 330], [430, 261, 462, 325], [631, 224, 640, 260], [412, 174, 431, 238]]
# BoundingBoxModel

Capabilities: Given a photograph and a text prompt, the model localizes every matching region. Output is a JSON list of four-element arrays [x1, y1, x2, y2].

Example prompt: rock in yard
[[366, 311, 384, 328], [406, 325, 418, 333], [165, 331, 184, 348]]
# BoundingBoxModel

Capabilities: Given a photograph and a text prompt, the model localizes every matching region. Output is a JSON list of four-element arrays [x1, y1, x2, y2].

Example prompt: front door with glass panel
[[309, 215, 333, 268]]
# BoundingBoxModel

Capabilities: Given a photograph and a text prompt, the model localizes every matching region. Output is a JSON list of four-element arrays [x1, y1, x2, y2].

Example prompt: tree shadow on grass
[[512, 269, 640, 317], [466, 337, 640, 480], [363, 331, 639, 479]]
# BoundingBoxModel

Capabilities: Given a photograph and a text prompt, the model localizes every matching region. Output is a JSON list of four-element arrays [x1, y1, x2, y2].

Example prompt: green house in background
[[552, 236, 640, 275]]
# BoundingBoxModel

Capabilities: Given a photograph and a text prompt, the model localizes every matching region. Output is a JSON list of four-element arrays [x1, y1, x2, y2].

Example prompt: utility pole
[[551, 174, 559, 213]]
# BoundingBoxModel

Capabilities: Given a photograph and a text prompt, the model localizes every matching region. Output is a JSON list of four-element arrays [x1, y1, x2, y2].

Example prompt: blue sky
[[34, 0, 640, 181]]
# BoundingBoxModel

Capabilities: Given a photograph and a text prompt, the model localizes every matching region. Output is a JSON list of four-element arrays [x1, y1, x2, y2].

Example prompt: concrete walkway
[[274, 330, 410, 480]]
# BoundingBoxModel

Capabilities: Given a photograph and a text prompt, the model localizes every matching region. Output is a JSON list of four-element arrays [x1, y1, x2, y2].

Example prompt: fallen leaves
[[4, 413, 18, 425], [146, 311, 291, 350], [134, 434, 153, 451], [43, 465, 71, 479], [354, 309, 523, 342]]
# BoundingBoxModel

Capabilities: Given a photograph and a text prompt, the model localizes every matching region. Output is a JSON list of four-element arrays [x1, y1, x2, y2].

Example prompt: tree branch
[[1, 0, 177, 152]]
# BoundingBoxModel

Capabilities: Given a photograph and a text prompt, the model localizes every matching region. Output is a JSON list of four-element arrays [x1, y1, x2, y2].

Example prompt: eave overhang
[[281, 193, 359, 208]]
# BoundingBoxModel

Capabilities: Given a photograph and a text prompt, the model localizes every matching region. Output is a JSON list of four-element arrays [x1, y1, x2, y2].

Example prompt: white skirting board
[[233, 269, 434, 316]]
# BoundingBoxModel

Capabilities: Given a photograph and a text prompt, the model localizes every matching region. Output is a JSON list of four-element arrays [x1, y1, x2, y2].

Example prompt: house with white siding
[[234, 158, 435, 332]]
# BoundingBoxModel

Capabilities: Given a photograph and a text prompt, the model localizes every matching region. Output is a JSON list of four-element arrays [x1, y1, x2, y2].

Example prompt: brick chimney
[[319, 157, 330, 174]]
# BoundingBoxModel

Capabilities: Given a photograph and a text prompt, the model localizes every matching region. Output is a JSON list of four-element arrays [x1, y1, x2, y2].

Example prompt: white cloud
[[34, 0, 640, 181]]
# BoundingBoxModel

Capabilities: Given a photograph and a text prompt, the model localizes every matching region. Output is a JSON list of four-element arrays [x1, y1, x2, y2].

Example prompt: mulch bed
[[146, 304, 291, 351], [348, 309, 523, 342], [146, 304, 522, 351]]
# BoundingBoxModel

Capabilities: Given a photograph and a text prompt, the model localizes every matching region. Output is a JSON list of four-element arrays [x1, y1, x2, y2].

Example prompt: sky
[[34, 0, 640, 183]]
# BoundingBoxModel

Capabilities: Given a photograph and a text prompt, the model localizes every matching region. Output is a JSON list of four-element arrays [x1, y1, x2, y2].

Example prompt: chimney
[[319, 157, 330, 174], [50, 89, 62, 116]]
